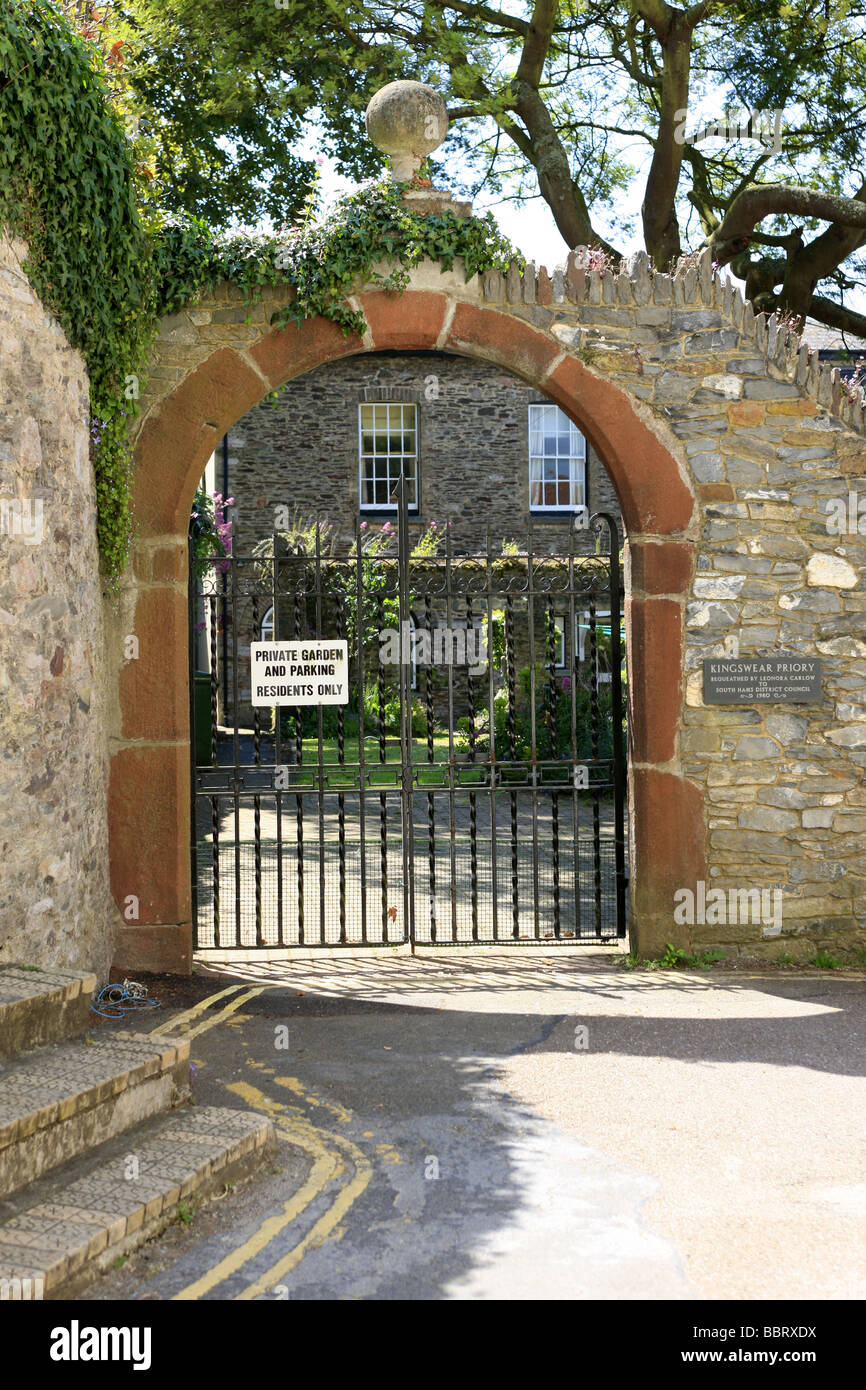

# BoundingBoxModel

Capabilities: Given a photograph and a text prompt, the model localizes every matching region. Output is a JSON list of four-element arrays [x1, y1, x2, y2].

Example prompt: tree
[[72, 0, 866, 334]]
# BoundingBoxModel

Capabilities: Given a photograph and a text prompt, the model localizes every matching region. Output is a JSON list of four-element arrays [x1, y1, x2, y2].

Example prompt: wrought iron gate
[[189, 488, 627, 949]]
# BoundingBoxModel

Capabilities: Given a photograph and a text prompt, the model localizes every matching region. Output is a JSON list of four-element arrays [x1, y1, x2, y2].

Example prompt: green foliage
[[812, 950, 845, 970], [363, 683, 401, 736], [153, 178, 518, 338], [337, 522, 399, 664], [451, 666, 625, 774], [0, 0, 155, 579], [409, 520, 443, 559], [0, 2, 519, 581], [278, 704, 345, 742], [635, 943, 728, 971], [110, 0, 327, 228], [189, 486, 232, 579]]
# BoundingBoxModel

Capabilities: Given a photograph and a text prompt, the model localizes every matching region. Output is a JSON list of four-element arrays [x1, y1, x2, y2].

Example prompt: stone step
[[0, 1105, 276, 1298], [0, 1032, 190, 1200], [0, 967, 97, 1059]]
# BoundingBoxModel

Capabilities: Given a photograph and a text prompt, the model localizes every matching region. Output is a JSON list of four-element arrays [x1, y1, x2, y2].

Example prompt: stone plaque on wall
[[703, 657, 823, 704]]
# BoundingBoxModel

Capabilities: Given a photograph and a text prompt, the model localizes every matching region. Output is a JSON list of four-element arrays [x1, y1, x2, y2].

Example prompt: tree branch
[[808, 293, 866, 340], [514, 0, 559, 88], [713, 183, 866, 262], [439, 0, 530, 35]]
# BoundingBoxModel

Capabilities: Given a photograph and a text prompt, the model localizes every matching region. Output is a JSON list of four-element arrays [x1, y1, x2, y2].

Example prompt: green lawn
[[266, 734, 601, 789], [281, 734, 484, 787]]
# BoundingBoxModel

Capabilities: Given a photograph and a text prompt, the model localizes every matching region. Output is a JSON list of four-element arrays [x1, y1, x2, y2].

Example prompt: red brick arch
[[111, 290, 704, 973]]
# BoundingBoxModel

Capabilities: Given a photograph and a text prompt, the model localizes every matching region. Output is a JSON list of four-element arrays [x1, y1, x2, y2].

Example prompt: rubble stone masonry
[[0, 234, 113, 976], [126, 249, 866, 962], [223, 351, 622, 556], [3, 226, 865, 972]]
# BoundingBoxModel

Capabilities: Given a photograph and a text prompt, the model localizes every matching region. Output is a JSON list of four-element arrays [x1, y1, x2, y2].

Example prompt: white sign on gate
[[250, 640, 349, 706]]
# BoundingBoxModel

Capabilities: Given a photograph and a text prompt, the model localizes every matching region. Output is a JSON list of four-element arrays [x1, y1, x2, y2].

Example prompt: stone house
[[201, 351, 624, 722], [222, 350, 622, 551]]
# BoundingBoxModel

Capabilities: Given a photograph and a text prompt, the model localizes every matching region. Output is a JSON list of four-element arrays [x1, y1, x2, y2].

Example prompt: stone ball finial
[[365, 81, 448, 182]]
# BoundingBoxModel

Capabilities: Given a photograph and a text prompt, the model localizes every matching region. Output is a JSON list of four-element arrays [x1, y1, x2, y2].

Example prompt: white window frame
[[359, 402, 419, 511], [260, 605, 275, 643], [528, 403, 587, 512]]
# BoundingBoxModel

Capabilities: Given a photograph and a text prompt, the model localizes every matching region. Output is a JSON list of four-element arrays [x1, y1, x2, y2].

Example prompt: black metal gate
[[189, 488, 627, 949]]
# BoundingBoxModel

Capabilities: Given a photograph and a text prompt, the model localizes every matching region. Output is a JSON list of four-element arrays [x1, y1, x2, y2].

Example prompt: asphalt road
[[81, 951, 866, 1301]]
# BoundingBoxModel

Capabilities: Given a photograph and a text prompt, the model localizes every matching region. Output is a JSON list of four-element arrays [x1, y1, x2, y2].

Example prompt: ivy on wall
[[155, 178, 519, 339], [0, 0, 155, 578], [0, 2, 519, 580]]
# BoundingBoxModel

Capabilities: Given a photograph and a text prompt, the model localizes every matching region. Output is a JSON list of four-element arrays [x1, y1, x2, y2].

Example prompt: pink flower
[[360, 521, 367, 529], [382, 521, 392, 531]]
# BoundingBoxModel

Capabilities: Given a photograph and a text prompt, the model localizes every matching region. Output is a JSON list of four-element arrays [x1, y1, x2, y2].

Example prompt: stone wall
[[476, 251, 866, 956], [0, 234, 113, 977], [120, 247, 866, 967]]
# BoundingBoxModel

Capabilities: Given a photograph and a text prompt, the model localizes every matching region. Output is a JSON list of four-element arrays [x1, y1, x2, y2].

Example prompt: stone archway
[[108, 280, 701, 973]]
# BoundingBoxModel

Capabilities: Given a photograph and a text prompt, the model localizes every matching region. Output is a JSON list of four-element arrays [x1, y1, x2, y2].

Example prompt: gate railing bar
[[485, 527, 499, 942], [588, 591, 602, 935], [567, 522, 581, 939], [336, 588, 347, 944], [252, 592, 263, 948], [546, 598, 561, 939], [526, 514, 540, 940], [600, 512, 628, 938], [424, 591, 436, 944], [445, 523, 457, 942], [397, 475, 415, 950], [187, 537, 199, 942], [465, 591, 479, 941], [315, 519, 326, 947], [376, 591, 388, 940], [230, 550, 242, 946], [208, 592, 220, 945], [355, 516, 368, 945], [505, 593, 519, 939], [293, 577, 305, 945], [272, 530, 284, 945]]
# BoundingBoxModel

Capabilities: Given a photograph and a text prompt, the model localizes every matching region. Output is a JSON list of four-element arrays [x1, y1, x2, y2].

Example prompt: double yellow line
[[162, 983, 373, 1300], [160, 982, 267, 1040]]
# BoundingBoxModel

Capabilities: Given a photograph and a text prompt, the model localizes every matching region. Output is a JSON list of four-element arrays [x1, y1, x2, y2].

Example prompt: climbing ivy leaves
[[1, 0, 154, 579]]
